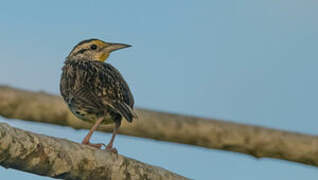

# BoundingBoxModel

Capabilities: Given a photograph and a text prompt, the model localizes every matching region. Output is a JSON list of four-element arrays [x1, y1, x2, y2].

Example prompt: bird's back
[[60, 60, 136, 123]]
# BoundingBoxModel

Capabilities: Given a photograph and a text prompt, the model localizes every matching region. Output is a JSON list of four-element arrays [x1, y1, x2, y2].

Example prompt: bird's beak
[[97, 42, 131, 62], [105, 43, 132, 53]]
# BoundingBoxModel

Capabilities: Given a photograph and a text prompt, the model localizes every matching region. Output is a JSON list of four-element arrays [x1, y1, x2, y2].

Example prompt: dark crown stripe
[[70, 38, 99, 53]]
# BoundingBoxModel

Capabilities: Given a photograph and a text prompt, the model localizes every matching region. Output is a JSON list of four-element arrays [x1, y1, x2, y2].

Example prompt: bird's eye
[[90, 44, 97, 50]]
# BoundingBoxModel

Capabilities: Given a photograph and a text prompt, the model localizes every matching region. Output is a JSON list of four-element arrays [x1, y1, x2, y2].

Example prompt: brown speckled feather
[[60, 60, 136, 124]]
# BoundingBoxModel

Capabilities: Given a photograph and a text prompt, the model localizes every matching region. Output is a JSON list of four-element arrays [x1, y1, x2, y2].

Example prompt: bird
[[60, 39, 136, 153]]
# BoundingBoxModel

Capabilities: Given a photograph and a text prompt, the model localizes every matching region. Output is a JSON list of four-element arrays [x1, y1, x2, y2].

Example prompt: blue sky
[[0, 0, 318, 179]]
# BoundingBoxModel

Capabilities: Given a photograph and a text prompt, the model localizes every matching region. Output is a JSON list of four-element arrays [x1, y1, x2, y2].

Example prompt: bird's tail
[[114, 102, 137, 122]]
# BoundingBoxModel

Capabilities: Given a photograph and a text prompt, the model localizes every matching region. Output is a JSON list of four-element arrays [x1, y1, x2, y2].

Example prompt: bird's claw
[[106, 146, 118, 154], [82, 142, 106, 149]]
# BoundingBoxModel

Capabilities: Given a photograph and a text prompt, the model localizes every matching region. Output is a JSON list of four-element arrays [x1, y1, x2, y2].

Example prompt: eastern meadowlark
[[60, 39, 136, 153]]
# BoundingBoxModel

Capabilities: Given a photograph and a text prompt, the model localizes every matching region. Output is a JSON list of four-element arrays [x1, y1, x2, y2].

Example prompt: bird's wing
[[89, 62, 136, 122], [100, 62, 135, 107], [61, 60, 136, 122]]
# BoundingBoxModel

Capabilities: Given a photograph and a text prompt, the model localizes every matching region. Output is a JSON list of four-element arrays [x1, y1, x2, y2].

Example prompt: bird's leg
[[106, 120, 121, 153], [82, 117, 105, 149]]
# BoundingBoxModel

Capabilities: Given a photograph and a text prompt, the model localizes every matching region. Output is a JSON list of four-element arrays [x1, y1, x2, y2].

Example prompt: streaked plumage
[[60, 39, 136, 152], [60, 60, 135, 124]]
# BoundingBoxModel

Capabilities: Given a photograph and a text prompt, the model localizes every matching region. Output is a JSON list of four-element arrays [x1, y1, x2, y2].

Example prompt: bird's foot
[[89, 143, 105, 149], [82, 140, 105, 149], [106, 145, 118, 154]]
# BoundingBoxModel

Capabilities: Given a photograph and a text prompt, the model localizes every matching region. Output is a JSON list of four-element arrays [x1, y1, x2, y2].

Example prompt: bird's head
[[67, 39, 131, 62]]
